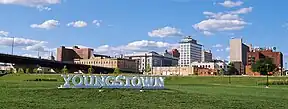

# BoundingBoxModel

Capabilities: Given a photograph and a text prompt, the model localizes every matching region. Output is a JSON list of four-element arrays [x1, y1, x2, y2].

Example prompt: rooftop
[[179, 36, 202, 46]]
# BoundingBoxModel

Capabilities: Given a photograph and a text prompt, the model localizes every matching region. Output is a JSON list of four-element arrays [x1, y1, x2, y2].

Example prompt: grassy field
[[1, 74, 288, 109]]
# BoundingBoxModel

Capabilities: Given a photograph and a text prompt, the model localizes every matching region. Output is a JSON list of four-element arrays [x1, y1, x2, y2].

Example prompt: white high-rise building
[[179, 36, 202, 66]]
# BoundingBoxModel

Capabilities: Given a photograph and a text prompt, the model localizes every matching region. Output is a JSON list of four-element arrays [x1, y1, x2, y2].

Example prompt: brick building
[[246, 48, 283, 75], [152, 66, 217, 76], [74, 54, 139, 73], [57, 46, 93, 63]]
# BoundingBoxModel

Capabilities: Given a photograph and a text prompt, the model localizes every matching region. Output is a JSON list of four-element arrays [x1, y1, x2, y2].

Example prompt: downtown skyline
[[0, 0, 287, 65]]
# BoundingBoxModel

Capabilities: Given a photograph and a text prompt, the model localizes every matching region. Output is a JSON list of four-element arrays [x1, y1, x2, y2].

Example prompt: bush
[[258, 80, 288, 85], [25, 78, 58, 82]]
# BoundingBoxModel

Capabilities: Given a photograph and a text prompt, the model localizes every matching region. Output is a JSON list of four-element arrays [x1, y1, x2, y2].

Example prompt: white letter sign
[[58, 75, 165, 89]]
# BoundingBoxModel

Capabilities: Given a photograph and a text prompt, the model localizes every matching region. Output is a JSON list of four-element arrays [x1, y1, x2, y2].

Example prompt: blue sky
[[0, 0, 287, 67]]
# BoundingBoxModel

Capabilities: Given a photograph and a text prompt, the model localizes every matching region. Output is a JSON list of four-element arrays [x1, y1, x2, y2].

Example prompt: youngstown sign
[[58, 75, 165, 89]]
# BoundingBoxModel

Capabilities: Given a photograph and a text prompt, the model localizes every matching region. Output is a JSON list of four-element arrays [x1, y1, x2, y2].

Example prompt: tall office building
[[201, 50, 212, 62], [229, 38, 250, 74], [179, 36, 202, 66]]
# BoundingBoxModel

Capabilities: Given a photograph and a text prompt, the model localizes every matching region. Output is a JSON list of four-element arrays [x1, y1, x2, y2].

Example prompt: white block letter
[[131, 77, 142, 87], [124, 76, 132, 87], [61, 74, 73, 88], [94, 76, 107, 88], [141, 77, 154, 87], [115, 75, 124, 87], [83, 75, 94, 87], [72, 75, 84, 87]]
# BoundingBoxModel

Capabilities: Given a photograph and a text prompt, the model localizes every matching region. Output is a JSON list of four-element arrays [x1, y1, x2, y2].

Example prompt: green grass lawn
[[1, 74, 288, 109]]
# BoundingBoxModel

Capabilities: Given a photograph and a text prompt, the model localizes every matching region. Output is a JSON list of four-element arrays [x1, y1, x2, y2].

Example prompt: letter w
[[141, 77, 154, 87]]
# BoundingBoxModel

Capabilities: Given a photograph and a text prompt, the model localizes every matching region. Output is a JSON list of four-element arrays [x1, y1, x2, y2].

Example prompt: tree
[[251, 58, 276, 75], [227, 63, 238, 75], [113, 68, 122, 75], [145, 64, 151, 72], [61, 66, 69, 74], [218, 68, 225, 75], [88, 65, 95, 75]]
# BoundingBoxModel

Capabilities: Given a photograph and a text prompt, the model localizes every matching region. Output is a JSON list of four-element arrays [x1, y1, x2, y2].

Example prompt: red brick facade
[[246, 49, 283, 75], [57, 46, 93, 63]]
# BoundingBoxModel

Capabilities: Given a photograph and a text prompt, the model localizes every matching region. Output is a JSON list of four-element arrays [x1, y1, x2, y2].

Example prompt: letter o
[[131, 77, 142, 87], [72, 75, 83, 87]]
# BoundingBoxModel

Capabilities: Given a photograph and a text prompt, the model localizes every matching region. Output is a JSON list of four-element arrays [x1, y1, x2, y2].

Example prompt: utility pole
[[265, 64, 269, 88]]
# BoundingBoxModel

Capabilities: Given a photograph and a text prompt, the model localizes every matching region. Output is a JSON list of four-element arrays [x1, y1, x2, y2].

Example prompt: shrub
[[26, 78, 58, 82], [257, 80, 288, 85], [61, 66, 69, 74]]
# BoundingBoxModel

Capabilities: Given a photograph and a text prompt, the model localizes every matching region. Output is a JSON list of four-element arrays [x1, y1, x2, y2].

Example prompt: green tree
[[251, 58, 276, 75], [113, 68, 122, 75], [218, 68, 225, 75], [145, 64, 151, 72], [88, 65, 95, 75], [61, 66, 69, 74], [227, 63, 238, 75]]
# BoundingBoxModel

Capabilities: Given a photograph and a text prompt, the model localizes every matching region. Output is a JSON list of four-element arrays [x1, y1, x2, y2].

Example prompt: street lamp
[[265, 64, 269, 88]]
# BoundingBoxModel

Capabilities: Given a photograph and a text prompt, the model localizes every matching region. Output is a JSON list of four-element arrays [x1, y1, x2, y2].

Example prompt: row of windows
[[180, 44, 201, 47], [75, 61, 117, 65], [75, 61, 136, 69], [191, 65, 224, 69]]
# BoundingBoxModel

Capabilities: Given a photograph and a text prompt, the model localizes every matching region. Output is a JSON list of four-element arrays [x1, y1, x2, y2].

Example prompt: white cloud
[[24, 43, 48, 52], [148, 26, 183, 38], [22, 52, 51, 59], [203, 11, 241, 20], [194, 19, 247, 33], [216, 49, 224, 52], [36, 5, 51, 11], [227, 56, 230, 59], [67, 21, 87, 28], [31, 20, 59, 30], [0, 31, 9, 36], [215, 56, 222, 60], [0, 0, 61, 11], [92, 20, 102, 27], [22, 54, 38, 58], [195, 6, 252, 36], [225, 47, 230, 51], [0, 0, 61, 6], [213, 44, 223, 48], [94, 40, 178, 55], [219, 0, 243, 8], [94, 45, 111, 53], [230, 7, 253, 14], [203, 31, 214, 36], [0, 37, 50, 52]]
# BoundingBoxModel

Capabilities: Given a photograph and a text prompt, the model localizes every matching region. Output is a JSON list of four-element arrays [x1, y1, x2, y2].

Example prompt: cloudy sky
[[0, 0, 287, 65]]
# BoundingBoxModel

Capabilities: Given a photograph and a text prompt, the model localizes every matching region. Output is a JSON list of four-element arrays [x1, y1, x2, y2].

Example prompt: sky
[[0, 0, 287, 67]]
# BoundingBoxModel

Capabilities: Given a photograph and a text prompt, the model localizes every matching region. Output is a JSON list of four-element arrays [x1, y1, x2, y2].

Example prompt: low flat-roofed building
[[74, 54, 138, 73], [152, 66, 217, 76]]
